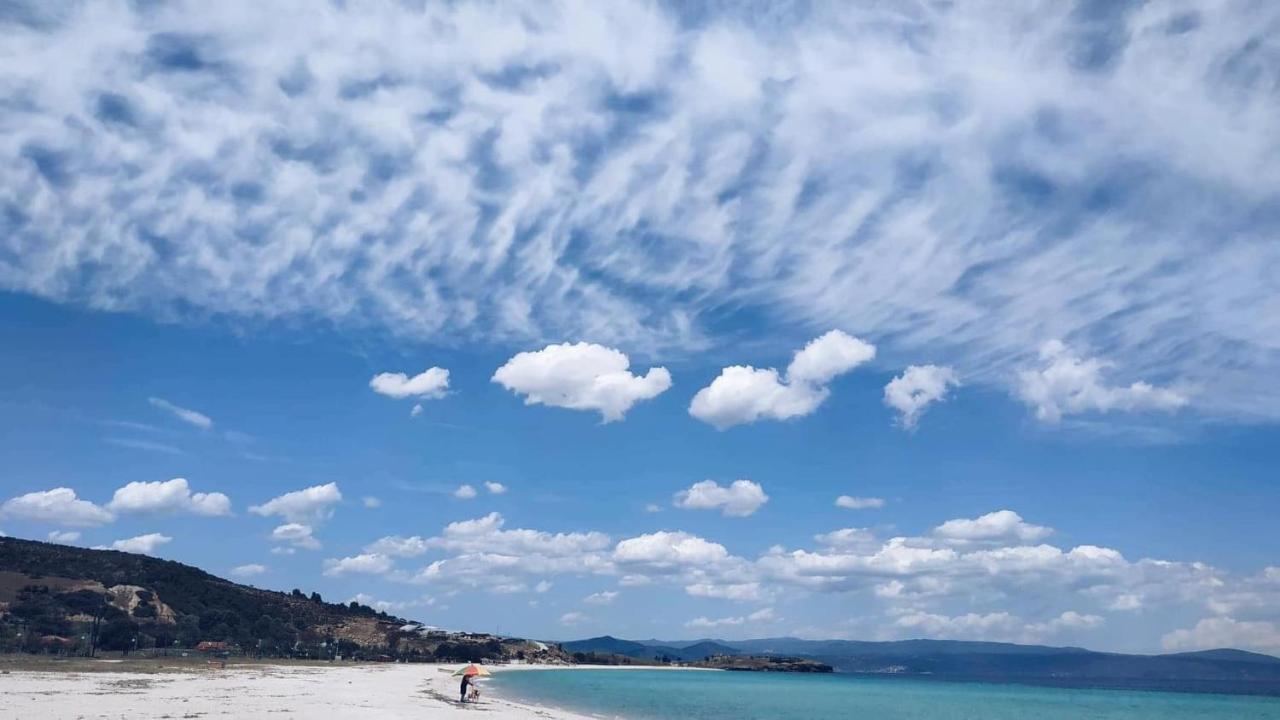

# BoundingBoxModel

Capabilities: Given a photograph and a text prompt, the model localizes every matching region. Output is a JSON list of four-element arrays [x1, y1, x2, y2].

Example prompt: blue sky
[[1, 0, 1279, 655]]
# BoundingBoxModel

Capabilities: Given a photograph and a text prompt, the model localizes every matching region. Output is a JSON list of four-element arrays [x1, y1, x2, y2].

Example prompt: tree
[[309, 592, 322, 603]]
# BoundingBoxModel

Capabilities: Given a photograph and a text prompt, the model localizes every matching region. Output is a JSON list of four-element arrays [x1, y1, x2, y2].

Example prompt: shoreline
[[0, 658, 675, 719]]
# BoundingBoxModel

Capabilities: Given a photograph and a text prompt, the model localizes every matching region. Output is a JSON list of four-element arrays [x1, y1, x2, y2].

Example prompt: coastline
[[0, 659, 634, 719]]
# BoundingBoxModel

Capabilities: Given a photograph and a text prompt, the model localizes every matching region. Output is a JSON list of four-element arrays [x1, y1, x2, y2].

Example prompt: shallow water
[[492, 669, 1280, 720]]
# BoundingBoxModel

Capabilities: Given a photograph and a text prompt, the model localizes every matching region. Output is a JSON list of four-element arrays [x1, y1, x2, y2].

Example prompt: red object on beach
[[455, 664, 490, 677]]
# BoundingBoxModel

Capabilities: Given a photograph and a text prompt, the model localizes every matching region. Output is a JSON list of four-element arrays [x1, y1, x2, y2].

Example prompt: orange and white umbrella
[[452, 664, 491, 678]]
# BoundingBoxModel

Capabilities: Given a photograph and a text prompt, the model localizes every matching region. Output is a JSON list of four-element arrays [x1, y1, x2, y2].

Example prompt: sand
[[0, 661, 602, 719]]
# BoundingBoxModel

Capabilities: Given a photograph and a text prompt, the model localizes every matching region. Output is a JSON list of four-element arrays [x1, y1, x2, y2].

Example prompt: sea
[[490, 669, 1280, 719]]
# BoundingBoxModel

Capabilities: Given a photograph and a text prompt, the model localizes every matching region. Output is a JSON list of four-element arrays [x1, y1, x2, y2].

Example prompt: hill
[[0, 537, 563, 663], [561, 635, 740, 662]]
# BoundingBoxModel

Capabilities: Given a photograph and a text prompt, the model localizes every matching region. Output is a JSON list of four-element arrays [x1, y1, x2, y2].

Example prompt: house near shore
[[196, 641, 230, 652]]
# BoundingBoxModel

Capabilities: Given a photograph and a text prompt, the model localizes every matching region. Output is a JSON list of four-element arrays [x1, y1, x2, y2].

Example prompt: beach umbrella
[[452, 664, 491, 678]]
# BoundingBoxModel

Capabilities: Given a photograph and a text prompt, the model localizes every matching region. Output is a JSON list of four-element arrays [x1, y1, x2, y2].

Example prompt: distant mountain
[[562, 635, 740, 662], [562, 635, 1280, 695]]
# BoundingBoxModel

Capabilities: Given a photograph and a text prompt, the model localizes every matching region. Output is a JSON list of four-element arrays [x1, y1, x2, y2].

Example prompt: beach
[[0, 660, 599, 720]]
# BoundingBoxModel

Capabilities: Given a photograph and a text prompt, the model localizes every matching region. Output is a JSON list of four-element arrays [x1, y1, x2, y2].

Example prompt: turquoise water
[[490, 669, 1280, 719]]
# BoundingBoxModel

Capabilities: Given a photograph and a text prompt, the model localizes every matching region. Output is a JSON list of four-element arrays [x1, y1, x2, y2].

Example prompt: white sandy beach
[[0, 662, 603, 720]]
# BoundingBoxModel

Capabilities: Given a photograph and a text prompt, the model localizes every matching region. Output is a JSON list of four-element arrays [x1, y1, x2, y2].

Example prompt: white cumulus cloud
[[1018, 341, 1189, 423], [673, 479, 769, 517], [584, 590, 619, 605], [230, 563, 267, 578], [369, 367, 450, 400], [249, 483, 342, 523], [453, 484, 478, 500], [47, 530, 81, 543], [107, 478, 231, 516], [323, 553, 394, 577], [689, 331, 874, 429], [933, 510, 1053, 545], [109, 533, 172, 555], [884, 365, 959, 429], [1, 488, 114, 527], [484, 482, 507, 495], [270, 522, 320, 550], [835, 495, 885, 510], [492, 342, 672, 422]]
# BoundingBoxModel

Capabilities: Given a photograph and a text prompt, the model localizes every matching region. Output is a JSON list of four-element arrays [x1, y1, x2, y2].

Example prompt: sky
[[0, 0, 1278, 655]]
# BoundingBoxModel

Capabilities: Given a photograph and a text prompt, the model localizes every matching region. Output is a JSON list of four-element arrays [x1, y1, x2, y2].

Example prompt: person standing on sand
[[459, 673, 470, 703]]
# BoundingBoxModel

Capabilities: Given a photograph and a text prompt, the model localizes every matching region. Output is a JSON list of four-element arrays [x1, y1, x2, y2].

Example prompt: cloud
[[362, 496, 382, 509], [492, 342, 672, 422], [686, 608, 775, 629], [835, 495, 885, 510], [933, 510, 1052, 545], [369, 367, 450, 400], [813, 528, 878, 552], [270, 522, 320, 550], [673, 479, 769, 517], [1, 488, 114, 527], [560, 612, 587, 626], [249, 483, 342, 523], [109, 533, 172, 555], [365, 535, 429, 558], [1017, 341, 1189, 423], [484, 482, 507, 495], [1161, 617, 1280, 655], [107, 478, 231, 516], [230, 563, 267, 578], [685, 582, 765, 602], [614, 531, 730, 570], [884, 365, 959, 429], [1, 2, 1278, 421], [47, 530, 81, 543], [323, 552, 394, 577], [148, 397, 213, 429], [453, 484, 478, 500], [584, 590, 619, 605], [689, 331, 874, 429]]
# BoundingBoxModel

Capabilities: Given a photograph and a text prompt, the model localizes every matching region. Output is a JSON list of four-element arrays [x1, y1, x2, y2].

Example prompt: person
[[459, 673, 470, 703]]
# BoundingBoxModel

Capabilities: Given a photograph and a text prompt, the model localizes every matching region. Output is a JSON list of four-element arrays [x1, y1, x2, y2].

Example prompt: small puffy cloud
[[484, 482, 507, 495], [673, 479, 768, 517], [560, 611, 587, 626], [107, 478, 231, 517], [584, 590, 619, 605], [686, 607, 775, 629], [1162, 617, 1280, 655], [362, 496, 382, 509], [835, 495, 884, 510], [324, 553, 394, 577], [689, 331, 874, 429], [535, 580, 553, 593], [110, 533, 172, 555], [813, 528, 878, 552], [47, 530, 81, 543], [933, 510, 1052, 545], [1018, 341, 1188, 423], [454, 484, 478, 500], [369, 367, 450, 400], [645, 503, 662, 513], [1030, 611, 1105, 635], [148, 397, 213, 429], [410, 404, 423, 417], [249, 483, 342, 523], [492, 342, 672, 422], [271, 522, 320, 550], [1, 488, 114, 527], [787, 332, 877, 386], [884, 365, 959, 429], [365, 535, 429, 558], [230, 563, 267, 578], [685, 582, 764, 601], [614, 531, 730, 569]]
